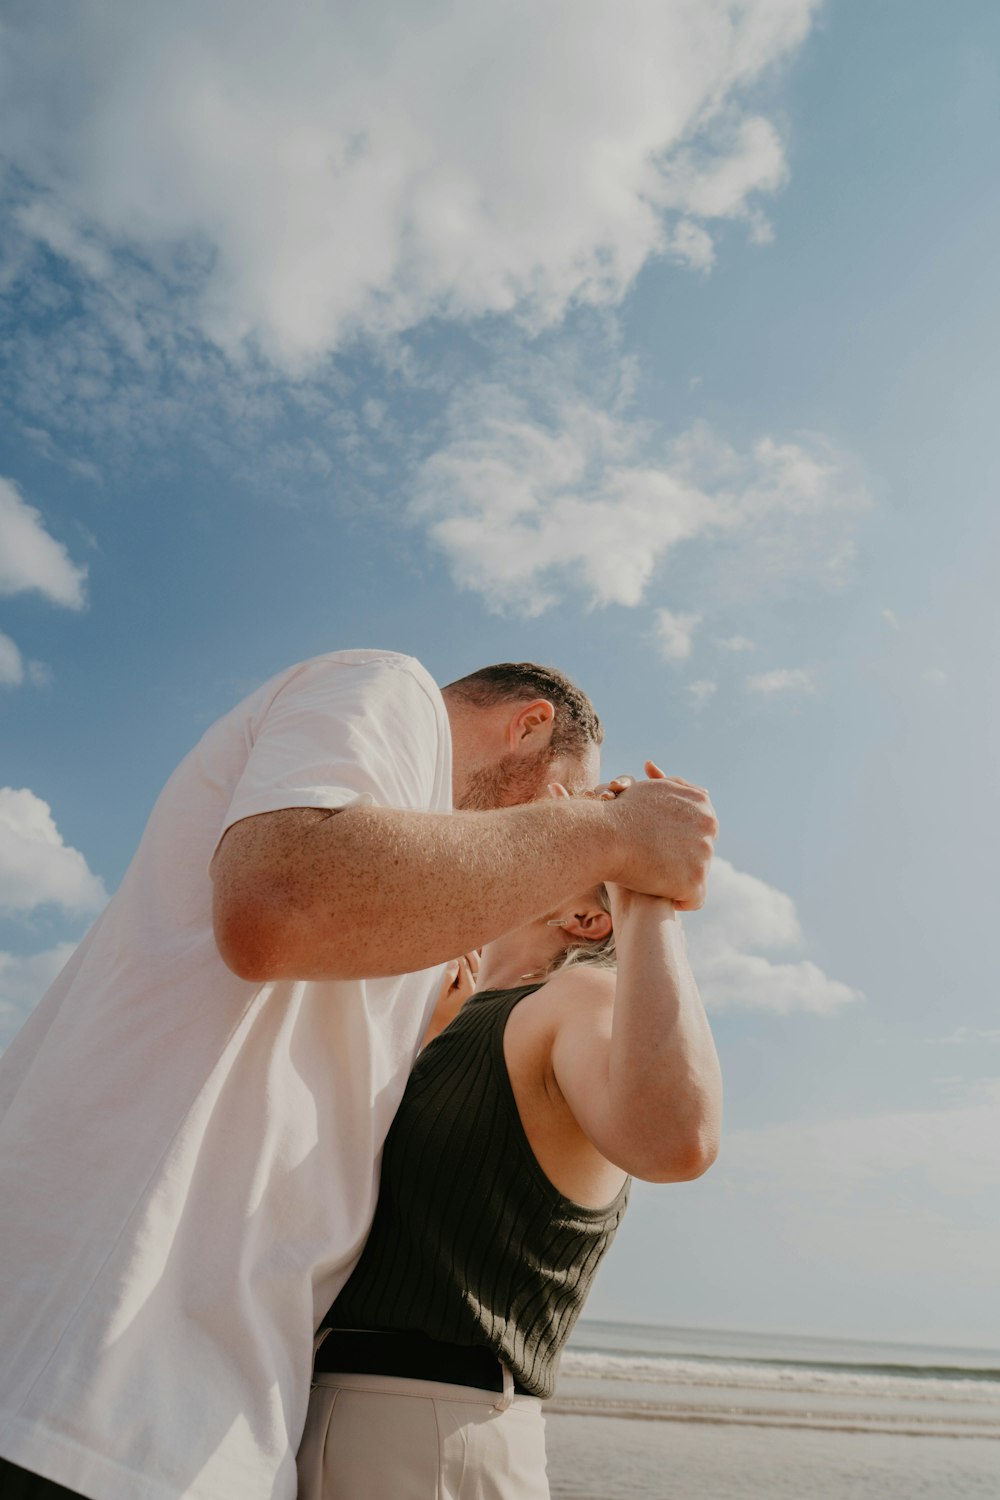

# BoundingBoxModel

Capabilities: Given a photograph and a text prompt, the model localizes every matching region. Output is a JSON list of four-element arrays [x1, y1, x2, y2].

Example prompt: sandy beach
[[545, 1321, 1000, 1499], [546, 1414, 1000, 1500]]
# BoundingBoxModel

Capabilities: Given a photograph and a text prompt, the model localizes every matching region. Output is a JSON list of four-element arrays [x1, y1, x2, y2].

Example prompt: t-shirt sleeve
[[218, 656, 445, 840]]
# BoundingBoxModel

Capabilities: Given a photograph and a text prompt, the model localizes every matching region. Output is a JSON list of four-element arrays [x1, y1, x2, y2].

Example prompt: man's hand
[[601, 760, 717, 910]]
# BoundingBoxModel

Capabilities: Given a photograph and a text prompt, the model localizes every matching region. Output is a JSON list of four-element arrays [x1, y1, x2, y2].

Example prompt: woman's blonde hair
[[545, 885, 617, 977]]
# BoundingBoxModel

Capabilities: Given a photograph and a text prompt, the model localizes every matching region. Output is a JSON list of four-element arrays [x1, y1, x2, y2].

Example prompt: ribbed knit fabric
[[324, 983, 629, 1399]]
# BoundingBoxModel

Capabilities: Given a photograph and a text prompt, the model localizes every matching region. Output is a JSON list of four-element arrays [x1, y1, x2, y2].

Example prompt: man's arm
[[211, 777, 716, 982], [547, 889, 722, 1182], [212, 799, 613, 981]]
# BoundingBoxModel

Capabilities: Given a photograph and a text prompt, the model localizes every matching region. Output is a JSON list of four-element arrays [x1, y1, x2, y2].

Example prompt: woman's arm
[[547, 889, 722, 1182]]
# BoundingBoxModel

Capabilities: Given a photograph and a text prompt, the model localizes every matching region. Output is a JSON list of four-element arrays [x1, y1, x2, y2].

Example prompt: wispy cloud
[[745, 667, 816, 696], [722, 1089, 1000, 1206], [652, 114, 788, 267], [0, 787, 107, 914], [655, 609, 701, 662], [687, 679, 717, 707], [0, 633, 51, 691], [0, 633, 25, 687], [928, 1027, 1000, 1047], [0, 0, 818, 369], [686, 857, 862, 1016], [412, 387, 869, 617], [22, 427, 103, 486], [694, 1088, 1000, 1307], [0, 477, 88, 608], [617, 1084, 1000, 1340]]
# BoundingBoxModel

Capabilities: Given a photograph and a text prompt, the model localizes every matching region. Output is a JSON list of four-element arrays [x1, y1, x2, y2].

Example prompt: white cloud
[[881, 607, 899, 630], [655, 609, 701, 662], [414, 397, 702, 613], [675, 1088, 1000, 1310], [413, 392, 868, 615], [721, 1089, 1000, 1204], [0, 942, 76, 1051], [695, 859, 802, 953], [694, 949, 862, 1015], [745, 666, 816, 696], [698, 429, 870, 602], [687, 679, 717, 707], [0, 477, 88, 608], [717, 634, 756, 652], [15, 199, 114, 283], [0, 788, 106, 914], [22, 426, 103, 486], [685, 857, 862, 1016], [653, 114, 788, 267], [923, 667, 948, 687], [0, 634, 51, 690], [928, 1027, 1000, 1047], [606, 1084, 1000, 1339], [0, 0, 818, 367], [0, 633, 25, 687]]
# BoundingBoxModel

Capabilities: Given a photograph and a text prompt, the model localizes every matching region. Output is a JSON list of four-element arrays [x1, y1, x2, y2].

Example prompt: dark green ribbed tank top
[[324, 983, 629, 1398]]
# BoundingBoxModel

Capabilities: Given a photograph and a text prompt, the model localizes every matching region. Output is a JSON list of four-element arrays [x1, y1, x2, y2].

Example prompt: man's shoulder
[[302, 649, 443, 711], [200, 651, 444, 755], [240, 649, 441, 715], [289, 648, 437, 689], [313, 647, 427, 672]]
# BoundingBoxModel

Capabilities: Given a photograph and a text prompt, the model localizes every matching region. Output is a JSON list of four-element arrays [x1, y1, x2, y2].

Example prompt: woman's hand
[[440, 950, 479, 1010], [582, 759, 672, 806], [422, 950, 480, 1048], [604, 879, 677, 927], [592, 764, 682, 924], [582, 774, 635, 801]]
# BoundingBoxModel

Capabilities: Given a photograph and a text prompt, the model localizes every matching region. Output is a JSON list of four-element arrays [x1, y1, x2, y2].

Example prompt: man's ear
[[507, 698, 555, 750]]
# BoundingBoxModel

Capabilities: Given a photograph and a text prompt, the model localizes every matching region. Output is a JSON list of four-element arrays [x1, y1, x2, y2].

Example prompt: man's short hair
[[443, 662, 603, 761]]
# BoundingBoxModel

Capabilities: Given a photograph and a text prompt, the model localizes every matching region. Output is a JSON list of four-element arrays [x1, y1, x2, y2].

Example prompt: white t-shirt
[[0, 650, 452, 1500]]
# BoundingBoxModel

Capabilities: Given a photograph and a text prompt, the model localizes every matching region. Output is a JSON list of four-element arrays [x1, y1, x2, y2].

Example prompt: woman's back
[[299, 865, 722, 1500], [326, 982, 628, 1398]]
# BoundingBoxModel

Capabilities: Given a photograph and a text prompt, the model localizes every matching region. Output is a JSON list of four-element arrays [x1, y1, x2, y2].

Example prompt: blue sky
[[2, 0, 999, 1347]]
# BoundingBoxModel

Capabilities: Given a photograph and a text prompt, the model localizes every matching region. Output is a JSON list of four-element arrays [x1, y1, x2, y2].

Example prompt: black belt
[[314, 1328, 532, 1395]]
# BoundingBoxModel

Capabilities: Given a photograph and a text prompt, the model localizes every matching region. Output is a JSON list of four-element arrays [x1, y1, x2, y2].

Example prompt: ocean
[[545, 1320, 1000, 1499]]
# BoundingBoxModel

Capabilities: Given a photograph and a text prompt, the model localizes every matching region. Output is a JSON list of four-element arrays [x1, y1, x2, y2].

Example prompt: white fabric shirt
[[0, 650, 452, 1500]]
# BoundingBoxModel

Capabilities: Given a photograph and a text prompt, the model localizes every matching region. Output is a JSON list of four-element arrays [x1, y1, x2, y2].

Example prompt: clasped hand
[[552, 759, 717, 911]]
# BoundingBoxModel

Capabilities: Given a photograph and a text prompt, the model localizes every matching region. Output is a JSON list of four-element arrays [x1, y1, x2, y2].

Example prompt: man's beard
[[455, 748, 554, 811]]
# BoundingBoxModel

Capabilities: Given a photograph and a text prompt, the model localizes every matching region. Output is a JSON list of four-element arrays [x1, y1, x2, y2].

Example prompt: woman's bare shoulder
[[536, 964, 616, 1012]]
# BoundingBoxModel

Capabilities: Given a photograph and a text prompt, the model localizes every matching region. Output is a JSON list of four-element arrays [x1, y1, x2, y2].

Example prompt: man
[[0, 650, 716, 1500]]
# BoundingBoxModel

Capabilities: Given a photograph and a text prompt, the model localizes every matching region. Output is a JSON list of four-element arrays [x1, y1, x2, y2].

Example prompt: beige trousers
[[296, 1370, 551, 1500]]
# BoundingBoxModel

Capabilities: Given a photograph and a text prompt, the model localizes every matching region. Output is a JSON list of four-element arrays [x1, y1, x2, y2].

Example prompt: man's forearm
[[213, 799, 619, 981]]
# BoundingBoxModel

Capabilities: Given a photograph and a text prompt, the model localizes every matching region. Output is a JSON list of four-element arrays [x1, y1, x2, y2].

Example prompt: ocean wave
[[559, 1350, 1000, 1405], [546, 1394, 1000, 1440]]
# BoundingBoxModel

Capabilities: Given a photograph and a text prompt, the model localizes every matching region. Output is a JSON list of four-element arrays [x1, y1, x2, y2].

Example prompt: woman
[[297, 771, 723, 1500]]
